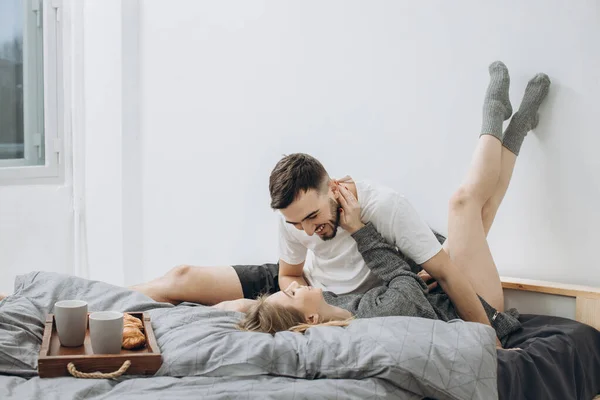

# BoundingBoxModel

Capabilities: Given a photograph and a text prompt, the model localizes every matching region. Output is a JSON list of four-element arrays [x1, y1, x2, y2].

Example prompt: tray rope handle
[[67, 360, 131, 379]]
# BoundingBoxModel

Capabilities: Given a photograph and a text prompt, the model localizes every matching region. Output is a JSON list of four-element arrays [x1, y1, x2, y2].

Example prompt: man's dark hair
[[269, 153, 329, 209]]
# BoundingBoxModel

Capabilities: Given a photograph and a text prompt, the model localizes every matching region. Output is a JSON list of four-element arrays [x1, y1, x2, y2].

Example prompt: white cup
[[89, 311, 124, 354], [54, 300, 88, 347]]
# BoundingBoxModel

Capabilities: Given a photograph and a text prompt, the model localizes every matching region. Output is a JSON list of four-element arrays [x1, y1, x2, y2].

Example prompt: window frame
[[0, 0, 64, 183]]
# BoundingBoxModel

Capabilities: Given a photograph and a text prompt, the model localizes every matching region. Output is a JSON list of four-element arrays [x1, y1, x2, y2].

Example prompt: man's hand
[[335, 183, 364, 234], [279, 259, 308, 290], [279, 275, 309, 290]]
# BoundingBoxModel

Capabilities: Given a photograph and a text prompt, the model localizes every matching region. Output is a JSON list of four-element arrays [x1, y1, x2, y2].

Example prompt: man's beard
[[320, 198, 341, 241]]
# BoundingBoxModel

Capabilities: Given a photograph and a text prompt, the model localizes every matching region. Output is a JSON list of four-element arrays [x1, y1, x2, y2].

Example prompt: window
[[0, 0, 62, 182]]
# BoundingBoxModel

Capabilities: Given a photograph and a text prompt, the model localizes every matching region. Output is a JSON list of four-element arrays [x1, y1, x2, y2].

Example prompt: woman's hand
[[335, 183, 364, 234], [417, 270, 439, 291]]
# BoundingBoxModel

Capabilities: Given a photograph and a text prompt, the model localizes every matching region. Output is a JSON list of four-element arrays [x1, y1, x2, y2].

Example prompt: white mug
[[89, 311, 124, 354], [54, 300, 88, 347]]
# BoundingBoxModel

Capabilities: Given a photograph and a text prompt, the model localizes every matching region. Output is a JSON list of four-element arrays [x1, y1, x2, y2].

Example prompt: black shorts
[[232, 263, 280, 299]]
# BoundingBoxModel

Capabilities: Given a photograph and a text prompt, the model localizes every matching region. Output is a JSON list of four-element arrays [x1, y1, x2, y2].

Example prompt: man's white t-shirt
[[278, 179, 443, 294]]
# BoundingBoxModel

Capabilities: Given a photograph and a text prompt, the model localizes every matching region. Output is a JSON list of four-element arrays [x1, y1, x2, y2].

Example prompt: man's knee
[[167, 264, 192, 279], [161, 264, 243, 304], [151, 265, 196, 304], [163, 265, 198, 289]]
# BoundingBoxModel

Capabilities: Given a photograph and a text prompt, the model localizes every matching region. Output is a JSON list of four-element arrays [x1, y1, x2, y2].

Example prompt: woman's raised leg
[[444, 66, 551, 311], [443, 61, 512, 311], [481, 73, 551, 235]]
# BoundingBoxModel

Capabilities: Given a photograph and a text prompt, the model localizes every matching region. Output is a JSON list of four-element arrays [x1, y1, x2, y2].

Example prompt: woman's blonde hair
[[237, 295, 353, 335]]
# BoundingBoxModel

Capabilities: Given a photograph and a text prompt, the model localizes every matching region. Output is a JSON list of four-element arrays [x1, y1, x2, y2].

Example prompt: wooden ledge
[[501, 276, 600, 300], [501, 276, 600, 331]]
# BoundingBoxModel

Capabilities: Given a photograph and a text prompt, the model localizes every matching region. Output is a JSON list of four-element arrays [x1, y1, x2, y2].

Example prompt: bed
[[498, 277, 600, 400], [0, 272, 598, 400]]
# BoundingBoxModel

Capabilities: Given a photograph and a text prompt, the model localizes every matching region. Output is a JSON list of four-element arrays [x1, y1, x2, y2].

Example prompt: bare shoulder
[[212, 299, 257, 313]]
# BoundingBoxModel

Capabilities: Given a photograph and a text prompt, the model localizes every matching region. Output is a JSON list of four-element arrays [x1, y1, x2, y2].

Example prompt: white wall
[[82, 0, 126, 286], [137, 0, 600, 286], [0, 186, 72, 293], [2, 1, 598, 295]]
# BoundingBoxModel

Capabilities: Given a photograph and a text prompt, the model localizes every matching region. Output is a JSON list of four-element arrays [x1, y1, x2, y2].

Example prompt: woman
[[235, 61, 551, 347]]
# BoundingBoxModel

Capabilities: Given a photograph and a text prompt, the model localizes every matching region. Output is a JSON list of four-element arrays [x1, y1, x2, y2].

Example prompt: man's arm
[[277, 215, 308, 290], [278, 259, 307, 290]]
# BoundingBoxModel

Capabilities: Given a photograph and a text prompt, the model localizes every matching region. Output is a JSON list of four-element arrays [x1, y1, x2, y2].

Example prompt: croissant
[[123, 313, 143, 329], [122, 313, 146, 350]]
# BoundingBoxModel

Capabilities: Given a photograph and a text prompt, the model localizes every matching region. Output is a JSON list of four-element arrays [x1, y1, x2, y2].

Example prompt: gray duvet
[[0, 272, 499, 399]]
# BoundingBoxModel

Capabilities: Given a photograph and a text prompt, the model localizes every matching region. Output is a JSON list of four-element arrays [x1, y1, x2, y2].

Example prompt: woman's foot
[[0, 293, 7, 301], [481, 61, 513, 140], [502, 73, 551, 155]]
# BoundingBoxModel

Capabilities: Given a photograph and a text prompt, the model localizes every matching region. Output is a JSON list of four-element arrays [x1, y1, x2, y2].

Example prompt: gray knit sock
[[480, 61, 513, 140], [502, 73, 551, 155]]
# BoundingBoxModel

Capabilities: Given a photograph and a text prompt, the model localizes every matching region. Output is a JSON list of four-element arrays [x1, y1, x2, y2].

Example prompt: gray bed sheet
[[0, 272, 499, 400], [0, 375, 415, 400]]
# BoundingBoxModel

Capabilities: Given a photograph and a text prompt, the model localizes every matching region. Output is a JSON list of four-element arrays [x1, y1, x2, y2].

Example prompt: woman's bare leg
[[445, 135, 506, 310], [443, 61, 512, 310], [482, 148, 517, 236]]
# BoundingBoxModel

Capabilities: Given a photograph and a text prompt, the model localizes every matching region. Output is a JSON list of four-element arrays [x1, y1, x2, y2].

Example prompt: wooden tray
[[38, 312, 162, 378]]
